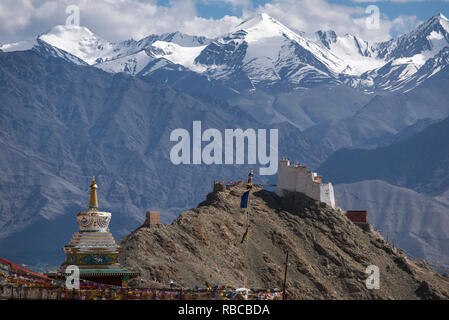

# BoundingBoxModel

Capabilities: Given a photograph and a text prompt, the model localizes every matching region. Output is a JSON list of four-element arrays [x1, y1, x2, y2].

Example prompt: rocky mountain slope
[[319, 115, 449, 196], [119, 182, 449, 300], [319, 114, 449, 267], [335, 180, 449, 266]]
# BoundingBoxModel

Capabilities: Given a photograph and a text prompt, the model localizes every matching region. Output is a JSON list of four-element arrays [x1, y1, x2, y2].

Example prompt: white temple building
[[275, 159, 336, 208]]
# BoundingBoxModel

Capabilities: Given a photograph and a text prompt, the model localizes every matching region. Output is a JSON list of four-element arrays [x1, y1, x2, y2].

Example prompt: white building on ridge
[[275, 159, 336, 208]]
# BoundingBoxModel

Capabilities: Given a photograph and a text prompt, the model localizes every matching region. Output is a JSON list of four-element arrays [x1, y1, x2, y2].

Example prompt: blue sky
[[161, 0, 449, 24], [156, 0, 449, 38], [0, 0, 448, 44], [330, 1, 449, 27]]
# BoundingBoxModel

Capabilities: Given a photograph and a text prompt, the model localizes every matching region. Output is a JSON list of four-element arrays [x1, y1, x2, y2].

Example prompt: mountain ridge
[[3, 13, 448, 93], [318, 115, 449, 195]]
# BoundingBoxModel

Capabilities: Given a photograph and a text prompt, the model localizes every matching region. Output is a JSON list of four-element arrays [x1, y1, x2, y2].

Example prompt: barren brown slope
[[119, 181, 449, 300]]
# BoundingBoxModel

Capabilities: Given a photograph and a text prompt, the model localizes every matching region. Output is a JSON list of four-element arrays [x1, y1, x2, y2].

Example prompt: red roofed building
[[345, 210, 372, 231]]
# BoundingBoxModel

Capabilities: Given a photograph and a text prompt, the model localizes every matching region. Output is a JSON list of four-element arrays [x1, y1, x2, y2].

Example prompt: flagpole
[[244, 207, 248, 290], [282, 251, 289, 300], [240, 170, 253, 293], [244, 170, 252, 291]]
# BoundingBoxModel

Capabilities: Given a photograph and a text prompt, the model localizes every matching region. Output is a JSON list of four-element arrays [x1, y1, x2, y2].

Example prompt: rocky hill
[[119, 182, 449, 300], [335, 180, 449, 267]]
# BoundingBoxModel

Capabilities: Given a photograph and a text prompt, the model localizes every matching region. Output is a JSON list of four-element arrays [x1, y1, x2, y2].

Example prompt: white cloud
[[352, 0, 425, 2], [0, 0, 35, 33], [212, 0, 253, 10], [390, 15, 421, 35], [0, 0, 425, 45], [0, 0, 242, 44], [248, 0, 398, 41]]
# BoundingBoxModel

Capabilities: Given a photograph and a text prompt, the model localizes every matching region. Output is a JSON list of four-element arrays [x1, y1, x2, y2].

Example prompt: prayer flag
[[240, 191, 249, 208], [247, 170, 254, 189]]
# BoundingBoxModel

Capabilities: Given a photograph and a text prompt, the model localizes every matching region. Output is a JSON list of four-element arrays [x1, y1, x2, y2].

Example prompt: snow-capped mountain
[[36, 25, 212, 65], [38, 25, 119, 65], [3, 13, 449, 92], [194, 13, 348, 89], [354, 13, 449, 91], [375, 13, 449, 61], [33, 38, 88, 66], [312, 30, 384, 75], [24, 25, 212, 75]]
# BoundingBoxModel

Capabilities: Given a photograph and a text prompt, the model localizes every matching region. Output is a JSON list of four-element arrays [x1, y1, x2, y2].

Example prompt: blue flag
[[240, 191, 249, 208]]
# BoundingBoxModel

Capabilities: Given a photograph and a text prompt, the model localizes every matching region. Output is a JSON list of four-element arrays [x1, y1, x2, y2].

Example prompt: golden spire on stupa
[[89, 176, 98, 210]]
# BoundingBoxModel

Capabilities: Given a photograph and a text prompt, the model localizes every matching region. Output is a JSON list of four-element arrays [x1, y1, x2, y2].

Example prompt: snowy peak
[[134, 31, 212, 51], [426, 13, 449, 29], [237, 14, 346, 67], [316, 30, 337, 49], [38, 25, 114, 65], [313, 30, 384, 75], [412, 13, 449, 34], [33, 38, 88, 66], [193, 13, 349, 88], [436, 13, 449, 21], [146, 40, 206, 72], [233, 13, 308, 44], [157, 31, 211, 47], [234, 14, 367, 76], [413, 13, 449, 40], [315, 30, 374, 58], [375, 13, 449, 62], [234, 13, 279, 31], [361, 13, 449, 91], [93, 32, 210, 76], [4, 12, 449, 92], [36, 25, 212, 75]]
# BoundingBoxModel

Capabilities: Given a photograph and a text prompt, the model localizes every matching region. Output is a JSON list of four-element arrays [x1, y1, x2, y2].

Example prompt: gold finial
[[89, 176, 98, 210]]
